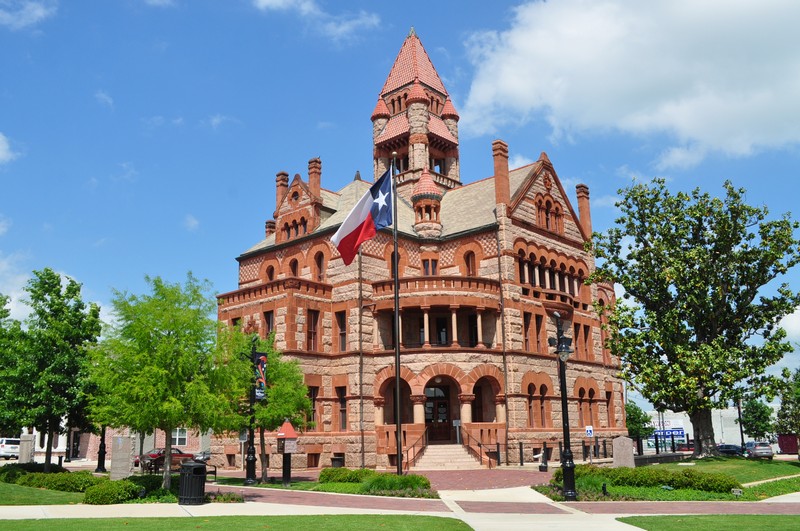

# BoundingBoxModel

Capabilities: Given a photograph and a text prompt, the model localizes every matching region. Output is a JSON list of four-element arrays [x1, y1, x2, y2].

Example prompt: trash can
[[330, 456, 344, 468], [178, 461, 206, 505]]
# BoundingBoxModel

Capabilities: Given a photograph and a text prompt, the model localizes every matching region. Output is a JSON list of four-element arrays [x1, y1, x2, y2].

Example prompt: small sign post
[[276, 419, 298, 487], [585, 426, 594, 464]]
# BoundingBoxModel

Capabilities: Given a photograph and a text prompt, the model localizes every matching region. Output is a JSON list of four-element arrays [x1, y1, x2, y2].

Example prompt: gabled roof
[[380, 28, 447, 97]]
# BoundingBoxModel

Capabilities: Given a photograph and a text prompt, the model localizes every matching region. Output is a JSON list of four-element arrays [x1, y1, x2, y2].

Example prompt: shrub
[[127, 474, 178, 495], [362, 472, 431, 493], [16, 470, 104, 492], [318, 467, 378, 484], [127, 488, 178, 504], [0, 463, 67, 484], [83, 480, 141, 505], [206, 490, 244, 503]]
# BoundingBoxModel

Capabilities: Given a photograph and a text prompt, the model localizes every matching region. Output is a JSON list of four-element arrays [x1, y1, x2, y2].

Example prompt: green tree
[[775, 368, 800, 451], [0, 294, 25, 436], [89, 273, 249, 489], [9, 269, 101, 470], [590, 179, 800, 456], [625, 401, 655, 443], [738, 399, 774, 442]]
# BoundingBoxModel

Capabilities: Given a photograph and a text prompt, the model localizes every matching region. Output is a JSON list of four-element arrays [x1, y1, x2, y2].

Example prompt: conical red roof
[[441, 98, 459, 120], [371, 98, 390, 120], [380, 28, 447, 97], [407, 78, 428, 104], [412, 168, 442, 200]]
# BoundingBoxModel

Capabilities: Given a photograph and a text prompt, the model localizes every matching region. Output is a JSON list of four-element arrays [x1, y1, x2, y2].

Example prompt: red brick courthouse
[[216, 30, 627, 470]]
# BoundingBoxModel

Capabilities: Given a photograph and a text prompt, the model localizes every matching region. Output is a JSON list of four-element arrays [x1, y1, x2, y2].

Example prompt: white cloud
[[183, 214, 199, 231], [0, 0, 57, 30], [0, 251, 30, 321], [0, 215, 11, 235], [509, 153, 534, 170], [591, 194, 619, 209], [780, 307, 800, 344], [252, 0, 379, 43], [206, 114, 239, 130], [94, 90, 114, 109], [461, 0, 800, 169], [0, 132, 18, 164], [112, 161, 138, 182]]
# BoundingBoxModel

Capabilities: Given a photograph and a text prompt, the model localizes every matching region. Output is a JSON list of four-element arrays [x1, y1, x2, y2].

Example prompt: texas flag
[[332, 170, 393, 265]]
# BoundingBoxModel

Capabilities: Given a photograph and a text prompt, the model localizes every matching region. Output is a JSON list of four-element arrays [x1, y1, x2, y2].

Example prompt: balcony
[[371, 276, 502, 312], [218, 278, 332, 308]]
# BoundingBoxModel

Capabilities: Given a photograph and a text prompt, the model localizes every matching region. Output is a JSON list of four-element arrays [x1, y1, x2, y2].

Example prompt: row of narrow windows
[[282, 218, 308, 241], [517, 251, 584, 297], [537, 199, 563, 234], [527, 385, 614, 429], [387, 93, 443, 115]]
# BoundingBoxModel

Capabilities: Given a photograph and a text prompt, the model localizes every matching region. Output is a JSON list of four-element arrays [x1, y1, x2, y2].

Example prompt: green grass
[[655, 456, 800, 484], [0, 482, 84, 505], [0, 515, 471, 530], [215, 476, 437, 497], [618, 515, 800, 531]]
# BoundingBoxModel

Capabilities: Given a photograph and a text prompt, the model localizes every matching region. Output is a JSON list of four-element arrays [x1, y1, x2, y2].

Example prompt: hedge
[[15, 470, 104, 492], [318, 467, 378, 484], [552, 464, 741, 493], [0, 463, 67, 484]]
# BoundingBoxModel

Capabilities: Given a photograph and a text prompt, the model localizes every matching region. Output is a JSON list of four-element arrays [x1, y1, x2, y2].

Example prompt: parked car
[[676, 440, 695, 452], [135, 447, 195, 471], [717, 444, 745, 456], [746, 441, 774, 460], [0, 438, 20, 460], [193, 449, 211, 462]]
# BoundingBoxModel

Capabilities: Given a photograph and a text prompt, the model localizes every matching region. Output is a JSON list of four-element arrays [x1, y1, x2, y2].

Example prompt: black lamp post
[[549, 312, 576, 501], [244, 338, 260, 485], [94, 425, 107, 473]]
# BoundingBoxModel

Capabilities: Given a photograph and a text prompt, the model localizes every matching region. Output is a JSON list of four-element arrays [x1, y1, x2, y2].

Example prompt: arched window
[[301, 218, 308, 234], [578, 388, 587, 427], [527, 382, 550, 428], [266, 265, 275, 281], [545, 201, 552, 230], [539, 384, 548, 427], [289, 259, 298, 277], [517, 250, 526, 283], [464, 251, 476, 276], [314, 252, 325, 282], [283, 223, 290, 240], [292, 220, 298, 237]]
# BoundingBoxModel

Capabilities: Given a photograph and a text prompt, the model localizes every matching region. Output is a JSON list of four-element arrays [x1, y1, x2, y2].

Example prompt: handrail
[[403, 427, 429, 472], [460, 425, 496, 469]]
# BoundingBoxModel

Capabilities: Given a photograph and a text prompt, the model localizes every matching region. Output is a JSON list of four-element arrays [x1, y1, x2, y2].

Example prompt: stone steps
[[411, 443, 484, 470]]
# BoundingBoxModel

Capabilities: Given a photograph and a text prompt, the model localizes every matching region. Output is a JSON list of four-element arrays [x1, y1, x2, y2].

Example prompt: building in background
[[217, 30, 627, 470]]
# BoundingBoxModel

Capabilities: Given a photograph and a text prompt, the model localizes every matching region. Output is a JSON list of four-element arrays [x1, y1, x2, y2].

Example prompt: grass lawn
[[0, 482, 83, 506], [655, 456, 800, 484], [618, 515, 800, 531], [215, 476, 365, 494], [0, 515, 471, 530]]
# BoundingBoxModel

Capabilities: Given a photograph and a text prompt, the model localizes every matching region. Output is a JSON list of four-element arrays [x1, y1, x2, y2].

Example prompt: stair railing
[[460, 425, 497, 468], [403, 427, 429, 472]]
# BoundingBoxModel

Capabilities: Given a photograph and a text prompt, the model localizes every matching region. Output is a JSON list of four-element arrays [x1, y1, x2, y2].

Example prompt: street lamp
[[548, 311, 576, 501], [244, 336, 268, 485]]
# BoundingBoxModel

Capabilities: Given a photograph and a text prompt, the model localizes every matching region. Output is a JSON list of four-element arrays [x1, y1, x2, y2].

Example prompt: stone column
[[459, 394, 475, 423], [374, 398, 385, 427], [495, 397, 507, 424], [398, 312, 404, 347], [411, 395, 427, 425], [476, 310, 484, 346], [450, 307, 459, 347], [422, 307, 430, 347]]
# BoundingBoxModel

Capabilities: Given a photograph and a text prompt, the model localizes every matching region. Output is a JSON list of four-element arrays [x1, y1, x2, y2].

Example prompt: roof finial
[[409, 26, 416, 37], [354, 170, 362, 181]]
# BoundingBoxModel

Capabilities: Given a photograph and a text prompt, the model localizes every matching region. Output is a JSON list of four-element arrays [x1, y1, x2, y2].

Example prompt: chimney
[[275, 171, 289, 207], [492, 140, 510, 205], [265, 220, 276, 238], [308, 157, 321, 198], [576, 184, 592, 236]]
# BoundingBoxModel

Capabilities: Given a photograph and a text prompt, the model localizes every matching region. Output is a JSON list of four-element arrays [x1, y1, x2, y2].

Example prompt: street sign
[[585, 425, 594, 438]]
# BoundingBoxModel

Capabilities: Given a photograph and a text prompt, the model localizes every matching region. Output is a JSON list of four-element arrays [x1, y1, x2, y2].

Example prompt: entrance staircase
[[410, 444, 484, 470]]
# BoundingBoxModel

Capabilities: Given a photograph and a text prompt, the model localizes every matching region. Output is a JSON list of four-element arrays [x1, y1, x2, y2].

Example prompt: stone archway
[[423, 375, 461, 443]]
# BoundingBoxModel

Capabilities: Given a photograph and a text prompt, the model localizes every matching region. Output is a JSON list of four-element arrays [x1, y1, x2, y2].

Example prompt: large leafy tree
[[591, 179, 800, 456], [7, 269, 101, 470], [89, 273, 249, 489]]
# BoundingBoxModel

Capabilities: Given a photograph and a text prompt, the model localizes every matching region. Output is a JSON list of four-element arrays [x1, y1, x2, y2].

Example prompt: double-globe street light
[[548, 311, 577, 501], [244, 337, 268, 485]]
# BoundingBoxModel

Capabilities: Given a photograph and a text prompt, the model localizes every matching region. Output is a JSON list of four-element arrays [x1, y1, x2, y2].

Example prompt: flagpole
[[391, 152, 402, 475]]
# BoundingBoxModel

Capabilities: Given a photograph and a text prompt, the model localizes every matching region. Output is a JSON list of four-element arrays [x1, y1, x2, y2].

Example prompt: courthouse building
[[216, 29, 627, 470]]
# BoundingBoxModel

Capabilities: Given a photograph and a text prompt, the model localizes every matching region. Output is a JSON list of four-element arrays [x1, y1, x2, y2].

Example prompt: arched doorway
[[382, 378, 412, 425], [424, 376, 460, 443]]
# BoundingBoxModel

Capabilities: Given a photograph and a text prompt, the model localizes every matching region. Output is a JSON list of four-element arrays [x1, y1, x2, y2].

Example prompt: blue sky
[[1, 1, 798, 387]]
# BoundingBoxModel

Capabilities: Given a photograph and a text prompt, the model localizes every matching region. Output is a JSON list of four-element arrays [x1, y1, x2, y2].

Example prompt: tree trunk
[[43, 429, 53, 473], [162, 429, 172, 490], [259, 427, 268, 483], [689, 408, 717, 457]]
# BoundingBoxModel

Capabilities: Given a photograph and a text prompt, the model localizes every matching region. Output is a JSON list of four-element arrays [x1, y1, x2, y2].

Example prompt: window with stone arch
[[289, 258, 299, 277], [266, 265, 275, 281], [464, 251, 476, 276], [314, 251, 325, 282], [527, 383, 550, 428]]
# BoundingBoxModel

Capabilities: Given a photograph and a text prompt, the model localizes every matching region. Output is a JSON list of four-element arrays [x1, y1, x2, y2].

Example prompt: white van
[[0, 438, 20, 459]]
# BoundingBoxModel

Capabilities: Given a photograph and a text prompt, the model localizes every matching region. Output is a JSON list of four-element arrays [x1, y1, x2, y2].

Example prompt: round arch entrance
[[424, 376, 461, 443]]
